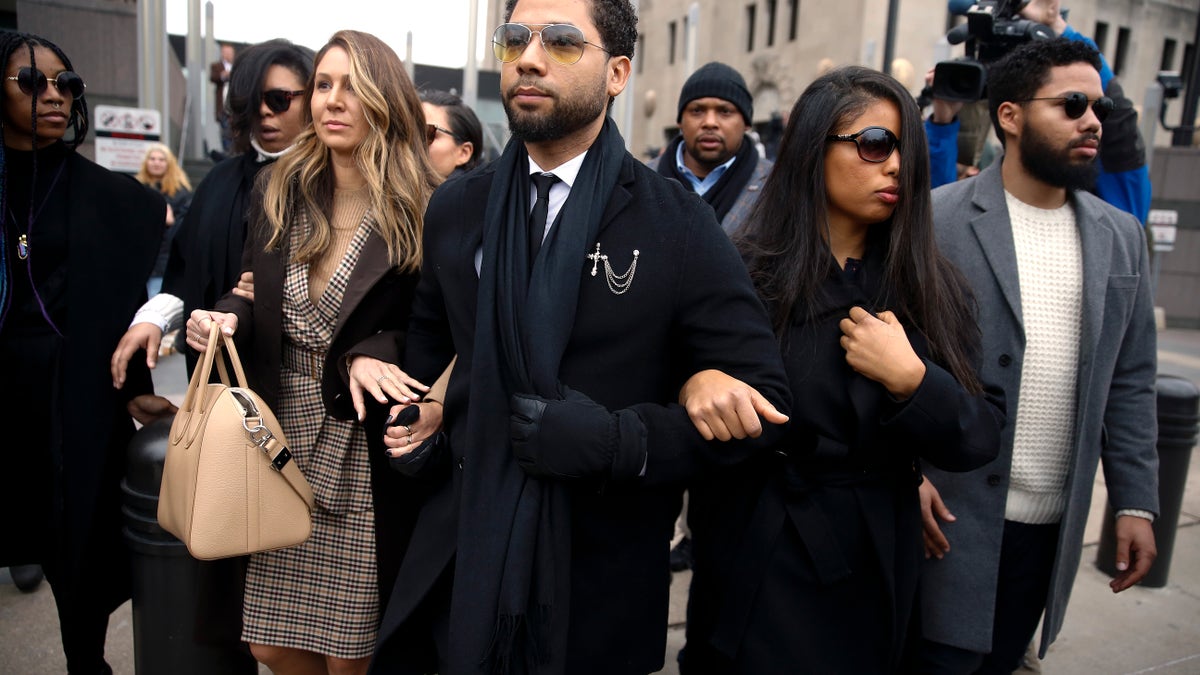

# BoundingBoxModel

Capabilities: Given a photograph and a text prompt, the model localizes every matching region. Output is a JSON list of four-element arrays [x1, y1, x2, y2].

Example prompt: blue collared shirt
[[675, 142, 738, 196]]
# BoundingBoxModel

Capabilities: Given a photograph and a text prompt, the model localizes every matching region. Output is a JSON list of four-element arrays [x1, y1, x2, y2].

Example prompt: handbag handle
[[171, 320, 253, 447], [213, 328, 250, 389]]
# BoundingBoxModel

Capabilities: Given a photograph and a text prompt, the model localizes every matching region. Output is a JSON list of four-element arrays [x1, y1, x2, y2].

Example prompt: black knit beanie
[[676, 62, 754, 125]]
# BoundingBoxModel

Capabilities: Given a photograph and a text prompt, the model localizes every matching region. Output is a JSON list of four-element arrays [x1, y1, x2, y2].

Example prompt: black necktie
[[529, 172, 559, 268]]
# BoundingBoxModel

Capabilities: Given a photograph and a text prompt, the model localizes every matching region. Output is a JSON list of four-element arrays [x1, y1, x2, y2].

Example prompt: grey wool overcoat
[[918, 161, 1159, 657]]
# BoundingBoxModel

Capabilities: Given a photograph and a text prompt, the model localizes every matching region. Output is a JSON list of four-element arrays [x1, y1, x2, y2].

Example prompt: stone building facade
[[626, 0, 1198, 156]]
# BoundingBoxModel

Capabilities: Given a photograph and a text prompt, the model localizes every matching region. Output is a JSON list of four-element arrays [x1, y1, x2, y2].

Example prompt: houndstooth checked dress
[[241, 207, 378, 659]]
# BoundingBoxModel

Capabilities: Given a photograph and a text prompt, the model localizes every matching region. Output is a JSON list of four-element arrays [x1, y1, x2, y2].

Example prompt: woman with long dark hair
[[108, 40, 318, 671], [0, 31, 164, 673], [420, 89, 484, 178], [185, 30, 439, 674], [110, 38, 315, 382], [679, 66, 1005, 673]]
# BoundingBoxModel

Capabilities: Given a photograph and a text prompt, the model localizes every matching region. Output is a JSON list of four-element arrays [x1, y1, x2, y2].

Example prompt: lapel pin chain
[[587, 242, 639, 295]]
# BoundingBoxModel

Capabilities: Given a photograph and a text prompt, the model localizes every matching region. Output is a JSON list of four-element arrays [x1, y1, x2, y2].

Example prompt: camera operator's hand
[[1019, 0, 1067, 35], [925, 68, 963, 124]]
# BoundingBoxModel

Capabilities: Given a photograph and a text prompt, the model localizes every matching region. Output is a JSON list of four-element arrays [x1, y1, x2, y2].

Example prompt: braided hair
[[0, 32, 87, 330], [0, 32, 89, 151]]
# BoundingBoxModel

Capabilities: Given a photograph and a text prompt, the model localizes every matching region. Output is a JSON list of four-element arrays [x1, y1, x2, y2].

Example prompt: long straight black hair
[[736, 65, 982, 393]]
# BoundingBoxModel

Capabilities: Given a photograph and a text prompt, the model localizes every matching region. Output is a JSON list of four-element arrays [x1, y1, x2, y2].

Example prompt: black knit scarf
[[451, 118, 627, 675], [656, 133, 758, 224]]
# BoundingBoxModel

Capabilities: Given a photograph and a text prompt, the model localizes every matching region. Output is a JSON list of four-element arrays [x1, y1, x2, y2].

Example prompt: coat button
[[998, 354, 1012, 367], [458, 457, 465, 470], [987, 474, 1003, 486]]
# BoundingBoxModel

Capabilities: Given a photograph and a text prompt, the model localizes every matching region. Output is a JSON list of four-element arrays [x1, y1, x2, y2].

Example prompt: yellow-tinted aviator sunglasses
[[492, 23, 610, 65]]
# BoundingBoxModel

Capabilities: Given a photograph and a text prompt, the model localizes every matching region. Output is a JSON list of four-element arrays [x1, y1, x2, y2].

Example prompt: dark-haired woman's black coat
[[162, 151, 264, 375], [0, 143, 163, 667], [681, 247, 1005, 674]]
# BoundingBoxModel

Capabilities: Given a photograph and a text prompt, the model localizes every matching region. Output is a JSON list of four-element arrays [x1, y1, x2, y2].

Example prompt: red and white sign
[[93, 105, 162, 173]]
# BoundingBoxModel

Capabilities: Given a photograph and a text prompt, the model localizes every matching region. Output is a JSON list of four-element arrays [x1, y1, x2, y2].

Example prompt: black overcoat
[[1, 148, 163, 613], [681, 248, 1005, 674], [163, 151, 265, 375], [369, 152, 791, 675]]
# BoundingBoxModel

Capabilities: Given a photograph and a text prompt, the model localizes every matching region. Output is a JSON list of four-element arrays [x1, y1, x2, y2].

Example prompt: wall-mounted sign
[[93, 105, 162, 173]]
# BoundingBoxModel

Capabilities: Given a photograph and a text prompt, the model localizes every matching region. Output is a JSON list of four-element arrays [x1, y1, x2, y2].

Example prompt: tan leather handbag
[[158, 322, 314, 560]]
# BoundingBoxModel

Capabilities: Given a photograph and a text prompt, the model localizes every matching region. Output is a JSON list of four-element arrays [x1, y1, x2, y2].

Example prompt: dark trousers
[[908, 520, 1059, 674], [3, 334, 114, 675], [41, 561, 114, 675]]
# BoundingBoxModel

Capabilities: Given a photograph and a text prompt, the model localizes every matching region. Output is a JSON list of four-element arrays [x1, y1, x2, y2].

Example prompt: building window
[[1093, 21, 1109, 54], [637, 33, 644, 74], [668, 21, 677, 65], [1161, 38, 1177, 71], [1114, 26, 1131, 76], [1184, 43, 1195, 88], [789, 0, 800, 41], [746, 4, 757, 53], [767, 0, 777, 47]]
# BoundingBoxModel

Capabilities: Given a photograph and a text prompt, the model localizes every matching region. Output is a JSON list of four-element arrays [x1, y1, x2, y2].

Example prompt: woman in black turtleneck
[[104, 39, 316, 668], [0, 31, 165, 674], [110, 39, 315, 383]]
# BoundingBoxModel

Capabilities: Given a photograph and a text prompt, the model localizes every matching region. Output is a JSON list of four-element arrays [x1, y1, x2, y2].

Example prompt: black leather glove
[[510, 386, 647, 481]]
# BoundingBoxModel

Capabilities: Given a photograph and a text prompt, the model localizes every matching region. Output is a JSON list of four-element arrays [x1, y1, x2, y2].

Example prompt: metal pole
[[204, 1, 218, 156], [186, 0, 205, 160], [405, 31, 415, 84], [616, 0, 641, 150], [1142, 82, 1163, 170], [463, 0, 480, 109], [882, 0, 899, 75], [691, 2, 700, 75], [1171, 12, 1200, 146], [137, 0, 168, 144]]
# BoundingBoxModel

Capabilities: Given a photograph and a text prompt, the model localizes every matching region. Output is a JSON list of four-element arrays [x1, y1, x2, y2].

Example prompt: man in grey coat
[[650, 61, 771, 237], [910, 38, 1159, 673]]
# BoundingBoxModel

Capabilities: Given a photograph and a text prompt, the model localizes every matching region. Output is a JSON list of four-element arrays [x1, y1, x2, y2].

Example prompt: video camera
[[931, 0, 1055, 102]]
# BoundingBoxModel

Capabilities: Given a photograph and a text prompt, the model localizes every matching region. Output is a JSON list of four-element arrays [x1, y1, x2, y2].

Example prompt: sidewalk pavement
[[4, 330, 1200, 674]]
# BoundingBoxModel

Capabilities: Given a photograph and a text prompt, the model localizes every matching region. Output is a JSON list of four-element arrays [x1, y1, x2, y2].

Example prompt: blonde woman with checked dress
[[185, 30, 440, 675]]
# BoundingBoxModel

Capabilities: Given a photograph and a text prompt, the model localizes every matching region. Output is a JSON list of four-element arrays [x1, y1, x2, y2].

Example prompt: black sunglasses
[[262, 89, 305, 114], [427, 124, 462, 144], [1017, 92, 1114, 122], [826, 126, 900, 163], [6, 67, 86, 99], [492, 23, 610, 65]]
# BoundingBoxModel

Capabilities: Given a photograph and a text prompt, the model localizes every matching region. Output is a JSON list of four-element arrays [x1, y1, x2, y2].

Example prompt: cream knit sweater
[[1004, 191, 1082, 525]]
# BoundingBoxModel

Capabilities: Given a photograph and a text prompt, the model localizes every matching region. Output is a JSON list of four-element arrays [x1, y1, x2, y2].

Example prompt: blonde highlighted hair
[[136, 143, 192, 197], [260, 30, 440, 272]]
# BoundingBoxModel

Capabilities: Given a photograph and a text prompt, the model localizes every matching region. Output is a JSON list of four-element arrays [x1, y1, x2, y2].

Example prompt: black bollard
[[123, 416, 257, 674], [1096, 375, 1199, 587]]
